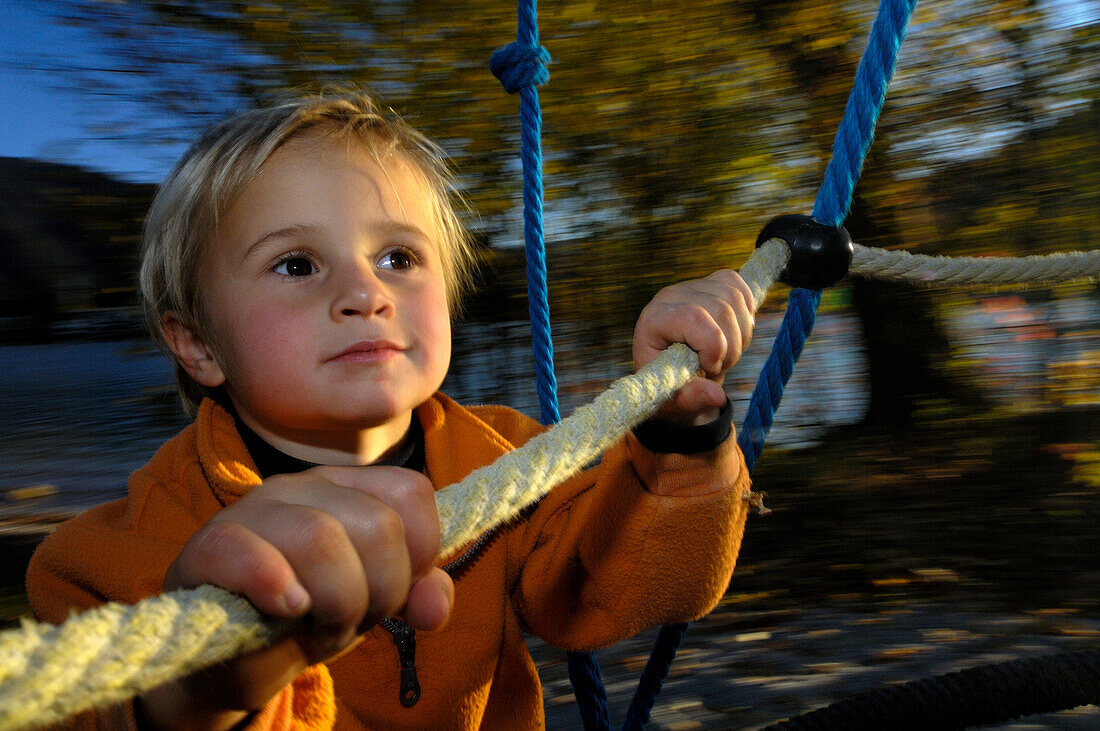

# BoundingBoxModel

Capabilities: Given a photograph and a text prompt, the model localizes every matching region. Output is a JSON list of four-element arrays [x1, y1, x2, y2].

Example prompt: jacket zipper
[[441, 527, 498, 578], [378, 518, 523, 707], [377, 527, 500, 708], [380, 617, 421, 707]]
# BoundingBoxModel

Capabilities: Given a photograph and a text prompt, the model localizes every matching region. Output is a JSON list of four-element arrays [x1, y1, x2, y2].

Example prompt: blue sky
[[1, 0, 1097, 185], [0, 0, 191, 182], [0, 4, 90, 162]]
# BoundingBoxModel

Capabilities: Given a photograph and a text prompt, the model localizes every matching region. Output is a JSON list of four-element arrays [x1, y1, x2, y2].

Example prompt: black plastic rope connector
[[755, 214, 853, 290]]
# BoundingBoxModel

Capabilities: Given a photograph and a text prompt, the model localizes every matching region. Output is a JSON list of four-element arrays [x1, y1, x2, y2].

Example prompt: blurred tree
[[47, 0, 1098, 423], [0, 157, 154, 325]]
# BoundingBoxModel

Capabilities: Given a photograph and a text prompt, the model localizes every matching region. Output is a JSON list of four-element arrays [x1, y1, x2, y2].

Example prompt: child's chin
[[310, 389, 423, 426], [331, 405, 412, 428]]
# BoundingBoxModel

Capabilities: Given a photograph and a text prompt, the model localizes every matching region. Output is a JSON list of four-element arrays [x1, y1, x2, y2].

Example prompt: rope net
[[4, 0, 1099, 726], [2, 240, 1097, 730]]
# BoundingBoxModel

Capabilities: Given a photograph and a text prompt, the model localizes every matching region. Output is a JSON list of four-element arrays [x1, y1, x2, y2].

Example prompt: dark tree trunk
[[844, 196, 985, 427]]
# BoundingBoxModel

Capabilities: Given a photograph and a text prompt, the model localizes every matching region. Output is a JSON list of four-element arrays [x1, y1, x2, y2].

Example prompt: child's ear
[[161, 311, 226, 388]]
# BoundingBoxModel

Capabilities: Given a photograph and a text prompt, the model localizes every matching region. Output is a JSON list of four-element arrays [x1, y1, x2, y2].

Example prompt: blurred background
[[1, 0, 1097, 727]]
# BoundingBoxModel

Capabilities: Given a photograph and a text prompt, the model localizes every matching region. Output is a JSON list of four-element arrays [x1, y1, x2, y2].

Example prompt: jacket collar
[[195, 398, 262, 506], [418, 393, 517, 491], [193, 394, 518, 506]]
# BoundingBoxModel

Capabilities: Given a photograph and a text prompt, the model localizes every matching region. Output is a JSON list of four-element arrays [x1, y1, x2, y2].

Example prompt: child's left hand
[[633, 269, 756, 427]]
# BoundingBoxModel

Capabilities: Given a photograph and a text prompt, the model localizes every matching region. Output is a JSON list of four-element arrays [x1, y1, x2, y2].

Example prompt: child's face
[[194, 132, 452, 448]]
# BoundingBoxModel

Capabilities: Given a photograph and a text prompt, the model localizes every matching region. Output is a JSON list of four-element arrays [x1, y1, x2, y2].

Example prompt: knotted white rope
[[2, 238, 1096, 730]]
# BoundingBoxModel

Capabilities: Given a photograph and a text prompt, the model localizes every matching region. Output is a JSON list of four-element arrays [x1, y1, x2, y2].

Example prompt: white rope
[[851, 244, 1100, 285], [0, 586, 276, 730]]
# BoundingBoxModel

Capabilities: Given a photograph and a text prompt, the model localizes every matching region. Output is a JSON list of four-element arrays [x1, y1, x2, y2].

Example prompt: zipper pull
[[381, 618, 421, 707]]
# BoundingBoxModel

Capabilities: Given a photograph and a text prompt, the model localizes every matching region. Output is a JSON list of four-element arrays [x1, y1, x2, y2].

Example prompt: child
[[27, 92, 757, 730]]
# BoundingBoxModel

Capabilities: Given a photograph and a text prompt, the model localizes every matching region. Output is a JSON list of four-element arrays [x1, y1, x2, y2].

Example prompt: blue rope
[[621, 622, 687, 730], [623, 0, 918, 726], [492, 2, 612, 728], [490, 0, 560, 426], [813, 0, 918, 227], [738, 288, 822, 471], [568, 650, 612, 730]]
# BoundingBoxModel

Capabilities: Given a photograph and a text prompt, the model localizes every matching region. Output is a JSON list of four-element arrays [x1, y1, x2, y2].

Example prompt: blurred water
[[946, 293, 1100, 410], [0, 293, 1096, 512], [0, 341, 188, 510]]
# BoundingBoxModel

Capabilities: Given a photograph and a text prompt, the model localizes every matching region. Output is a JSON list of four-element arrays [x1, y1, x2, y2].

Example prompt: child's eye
[[272, 255, 317, 277], [377, 249, 417, 271]]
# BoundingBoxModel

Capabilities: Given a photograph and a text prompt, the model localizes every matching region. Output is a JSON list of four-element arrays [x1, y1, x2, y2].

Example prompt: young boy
[[27, 92, 757, 730]]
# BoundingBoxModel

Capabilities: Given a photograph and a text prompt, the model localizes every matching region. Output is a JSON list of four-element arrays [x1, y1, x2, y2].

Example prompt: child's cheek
[[229, 303, 311, 381]]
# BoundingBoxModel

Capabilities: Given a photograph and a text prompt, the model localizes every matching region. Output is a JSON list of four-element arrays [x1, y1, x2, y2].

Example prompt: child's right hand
[[141, 466, 453, 730]]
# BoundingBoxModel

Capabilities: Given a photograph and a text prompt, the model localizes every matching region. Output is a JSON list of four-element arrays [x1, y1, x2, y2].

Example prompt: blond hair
[[140, 92, 477, 415]]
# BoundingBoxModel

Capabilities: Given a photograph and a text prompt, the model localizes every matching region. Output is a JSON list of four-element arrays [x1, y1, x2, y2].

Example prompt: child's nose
[[332, 261, 394, 319]]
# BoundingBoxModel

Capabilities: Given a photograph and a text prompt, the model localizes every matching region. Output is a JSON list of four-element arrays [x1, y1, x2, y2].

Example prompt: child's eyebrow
[[240, 221, 433, 262], [367, 220, 432, 241], [241, 223, 323, 261]]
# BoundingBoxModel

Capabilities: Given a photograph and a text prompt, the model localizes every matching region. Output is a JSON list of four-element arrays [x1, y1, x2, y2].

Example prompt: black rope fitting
[[755, 214, 853, 290]]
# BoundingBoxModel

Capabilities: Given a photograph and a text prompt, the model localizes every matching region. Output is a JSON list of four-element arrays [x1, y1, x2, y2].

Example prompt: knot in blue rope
[[490, 42, 550, 93]]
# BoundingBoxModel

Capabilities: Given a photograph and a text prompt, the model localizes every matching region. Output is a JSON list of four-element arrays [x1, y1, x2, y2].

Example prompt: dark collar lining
[[223, 400, 425, 478]]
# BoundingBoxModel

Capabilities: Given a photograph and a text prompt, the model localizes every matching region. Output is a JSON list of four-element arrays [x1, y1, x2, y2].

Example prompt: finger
[[703, 297, 743, 374], [718, 271, 757, 353], [313, 466, 441, 573], [634, 301, 729, 375], [736, 297, 755, 353], [703, 269, 756, 315], [691, 273, 754, 359], [696, 274, 756, 363], [258, 469, 432, 620], [165, 520, 310, 619], [677, 303, 732, 376], [403, 568, 454, 633], [225, 501, 371, 644]]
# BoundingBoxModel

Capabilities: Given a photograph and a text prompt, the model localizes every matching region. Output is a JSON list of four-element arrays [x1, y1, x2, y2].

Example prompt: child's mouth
[[327, 340, 403, 363]]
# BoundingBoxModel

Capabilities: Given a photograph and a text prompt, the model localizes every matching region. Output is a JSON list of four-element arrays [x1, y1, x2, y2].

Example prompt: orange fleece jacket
[[27, 392, 750, 729]]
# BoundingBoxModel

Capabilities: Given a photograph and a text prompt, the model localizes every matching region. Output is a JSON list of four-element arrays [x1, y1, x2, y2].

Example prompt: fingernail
[[282, 582, 310, 614]]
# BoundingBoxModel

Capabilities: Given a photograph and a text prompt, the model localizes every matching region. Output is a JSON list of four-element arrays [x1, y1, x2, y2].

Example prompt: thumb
[[659, 378, 726, 426], [403, 567, 454, 632]]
